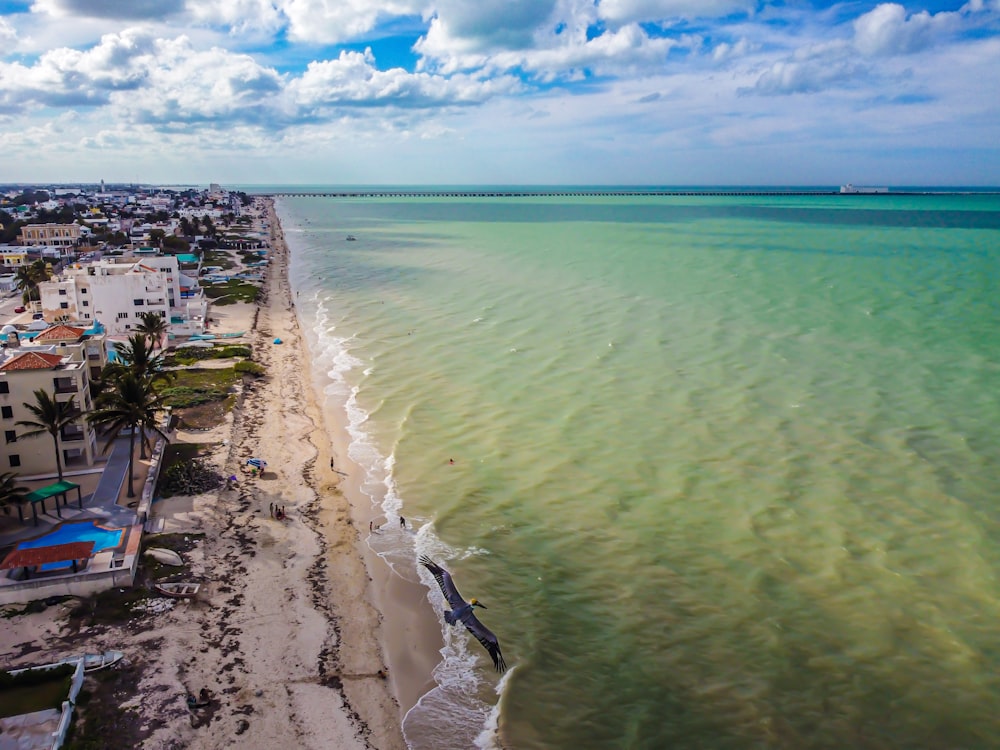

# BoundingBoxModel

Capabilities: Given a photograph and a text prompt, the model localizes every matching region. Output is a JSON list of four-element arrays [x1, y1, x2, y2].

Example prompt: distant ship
[[840, 184, 889, 194]]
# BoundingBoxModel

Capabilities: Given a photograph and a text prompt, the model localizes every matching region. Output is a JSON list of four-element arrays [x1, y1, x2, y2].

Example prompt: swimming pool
[[17, 521, 125, 572]]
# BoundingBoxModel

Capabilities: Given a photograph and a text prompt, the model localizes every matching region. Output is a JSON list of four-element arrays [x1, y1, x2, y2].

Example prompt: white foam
[[283, 210, 509, 749]]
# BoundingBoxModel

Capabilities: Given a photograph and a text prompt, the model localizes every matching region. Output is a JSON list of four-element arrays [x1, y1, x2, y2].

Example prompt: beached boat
[[81, 650, 125, 672], [154, 582, 200, 598], [9, 650, 124, 675], [144, 547, 183, 566]]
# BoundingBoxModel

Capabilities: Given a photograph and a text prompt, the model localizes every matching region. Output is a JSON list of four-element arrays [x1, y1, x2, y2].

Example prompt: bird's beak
[[475, 602, 487, 609]]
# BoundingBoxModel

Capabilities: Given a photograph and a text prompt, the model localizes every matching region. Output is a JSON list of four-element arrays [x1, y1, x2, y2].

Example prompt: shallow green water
[[280, 192, 1000, 749]]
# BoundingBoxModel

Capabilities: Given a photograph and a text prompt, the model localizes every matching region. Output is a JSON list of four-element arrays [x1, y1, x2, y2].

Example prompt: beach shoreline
[[277, 197, 447, 720], [0, 196, 451, 750], [0, 198, 412, 749]]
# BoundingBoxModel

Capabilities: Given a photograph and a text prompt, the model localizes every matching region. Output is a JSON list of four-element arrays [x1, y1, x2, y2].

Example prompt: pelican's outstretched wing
[[461, 611, 507, 672], [420, 556, 507, 672], [420, 555, 467, 611]]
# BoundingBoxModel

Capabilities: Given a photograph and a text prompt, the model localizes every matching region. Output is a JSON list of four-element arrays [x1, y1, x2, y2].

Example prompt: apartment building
[[0, 329, 101, 478], [38, 256, 207, 335]]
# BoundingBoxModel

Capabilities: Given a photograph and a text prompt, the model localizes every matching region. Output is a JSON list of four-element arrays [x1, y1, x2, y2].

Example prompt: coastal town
[[0, 184, 404, 749]]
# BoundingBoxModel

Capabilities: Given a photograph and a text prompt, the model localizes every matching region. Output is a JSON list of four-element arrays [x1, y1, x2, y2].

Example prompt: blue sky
[[0, 0, 997, 185]]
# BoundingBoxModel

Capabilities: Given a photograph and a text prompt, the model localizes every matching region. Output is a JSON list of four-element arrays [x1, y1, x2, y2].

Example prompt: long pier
[[269, 189, 841, 198]]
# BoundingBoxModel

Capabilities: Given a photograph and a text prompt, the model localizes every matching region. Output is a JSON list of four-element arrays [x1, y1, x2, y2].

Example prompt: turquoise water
[[18, 520, 124, 552], [279, 192, 1000, 750], [19, 520, 124, 572]]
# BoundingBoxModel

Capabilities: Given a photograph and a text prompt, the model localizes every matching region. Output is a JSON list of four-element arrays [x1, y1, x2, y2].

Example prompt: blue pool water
[[18, 521, 125, 571]]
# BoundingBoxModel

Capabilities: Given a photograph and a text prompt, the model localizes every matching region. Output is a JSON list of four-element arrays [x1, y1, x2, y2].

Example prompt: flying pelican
[[420, 556, 507, 672]]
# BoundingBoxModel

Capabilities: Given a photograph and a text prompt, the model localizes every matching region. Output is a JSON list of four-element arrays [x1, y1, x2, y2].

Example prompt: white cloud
[[1, 0, 998, 183], [501, 24, 679, 80], [598, 0, 755, 25], [0, 28, 155, 112], [711, 37, 753, 62], [428, 0, 561, 50], [0, 18, 16, 43], [279, 0, 428, 44], [750, 53, 868, 95], [289, 49, 521, 109], [187, 0, 285, 35], [111, 38, 284, 125], [853, 3, 960, 57], [32, 0, 185, 20]]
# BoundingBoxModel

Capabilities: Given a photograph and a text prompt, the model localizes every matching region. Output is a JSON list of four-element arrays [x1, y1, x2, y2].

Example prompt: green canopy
[[20, 481, 83, 525]]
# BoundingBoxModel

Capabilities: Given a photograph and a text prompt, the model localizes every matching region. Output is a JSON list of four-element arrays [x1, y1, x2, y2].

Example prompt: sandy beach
[[0, 199, 419, 749]]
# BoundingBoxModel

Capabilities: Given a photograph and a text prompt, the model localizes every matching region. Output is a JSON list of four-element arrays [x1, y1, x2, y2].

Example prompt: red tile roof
[[33, 324, 85, 342], [0, 351, 64, 371], [1, 542, 95, 570]]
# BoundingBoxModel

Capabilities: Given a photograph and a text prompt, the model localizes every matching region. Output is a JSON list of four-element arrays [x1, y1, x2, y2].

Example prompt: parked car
[[31, 312, 44, 320], [13, 306, 25, 313]]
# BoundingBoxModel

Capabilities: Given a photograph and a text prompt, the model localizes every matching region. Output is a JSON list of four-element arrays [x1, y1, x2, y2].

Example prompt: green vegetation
[[163, 344, 251, 367], [88, 374, 168, 498], [162, 235, 190, 253], [15, 259, 52, 303], [160, 386, 227, 408], [233, 361, 266, 377], [0, 470, 28, 519], [0, 666, 74, 718], [160, 368, 241, 429], [159, 459, 222, 498], [202, 250, 237, 269], [201, 279, 260, 305], [154, 445, 211, 498], [17, 389, 78, 481]]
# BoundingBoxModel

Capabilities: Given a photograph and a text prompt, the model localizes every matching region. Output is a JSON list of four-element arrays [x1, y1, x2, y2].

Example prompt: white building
[[0, 324, 105, 477], [37, 256, 207, 335]]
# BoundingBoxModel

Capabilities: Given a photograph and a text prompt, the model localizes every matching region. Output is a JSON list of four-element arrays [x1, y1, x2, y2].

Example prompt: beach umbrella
[[246, 458, 267, 469]]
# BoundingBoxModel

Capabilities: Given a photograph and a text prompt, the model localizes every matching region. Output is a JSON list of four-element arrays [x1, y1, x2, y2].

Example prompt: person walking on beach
[[269, 502, 274, 518], [400, 516, 406, 529]]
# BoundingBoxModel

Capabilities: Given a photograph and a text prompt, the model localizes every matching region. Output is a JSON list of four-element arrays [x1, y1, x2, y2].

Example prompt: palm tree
[[14, 259, 50, 304], [16, 389, 78, 481], [0, 471, 29, 522], [88, 373, 169, 498], [136, 311, 169, 349], [105, 333, 174, 387]]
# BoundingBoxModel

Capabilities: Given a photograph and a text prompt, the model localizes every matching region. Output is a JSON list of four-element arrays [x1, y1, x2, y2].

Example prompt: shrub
[[160, 459, 222, 497], [163, 345, 251, 366], [233, 361, 265, 377], [160, 385, 229, 408]]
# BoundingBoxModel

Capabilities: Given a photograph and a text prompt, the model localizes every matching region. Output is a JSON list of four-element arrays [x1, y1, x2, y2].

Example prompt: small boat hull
[[154, 582, 200, 599], [82, 650, 124, 672], [145, 548, 183, 566]]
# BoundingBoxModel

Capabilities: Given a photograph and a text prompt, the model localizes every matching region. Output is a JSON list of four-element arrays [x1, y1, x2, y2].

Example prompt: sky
[[0, 0, 998, 186]]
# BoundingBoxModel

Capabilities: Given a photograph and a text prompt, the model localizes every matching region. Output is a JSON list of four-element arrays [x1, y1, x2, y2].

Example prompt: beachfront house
[[0, 333, 100, 478], [37, 255, 207, 335]]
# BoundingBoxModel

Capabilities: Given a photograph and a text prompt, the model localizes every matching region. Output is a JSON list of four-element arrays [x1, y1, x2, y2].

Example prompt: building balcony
[[60, 426, 88, 442], [53, 378, 79, 394]]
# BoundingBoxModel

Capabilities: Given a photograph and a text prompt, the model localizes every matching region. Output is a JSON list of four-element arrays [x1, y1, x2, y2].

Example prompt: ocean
[[271, 190, 1000, 750]]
